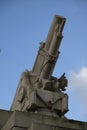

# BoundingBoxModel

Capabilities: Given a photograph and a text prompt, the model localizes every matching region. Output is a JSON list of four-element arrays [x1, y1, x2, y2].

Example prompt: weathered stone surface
[[1, 110, 87, 130], [0, 109, 12, 129], [11, 15, 68, 117]]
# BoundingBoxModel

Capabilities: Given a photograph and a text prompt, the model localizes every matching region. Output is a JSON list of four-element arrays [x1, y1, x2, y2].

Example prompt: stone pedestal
[[0, 110, 87, 130]]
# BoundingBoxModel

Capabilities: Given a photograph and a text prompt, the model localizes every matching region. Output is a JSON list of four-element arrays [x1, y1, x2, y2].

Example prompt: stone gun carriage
[[11, 15, 68, 117]]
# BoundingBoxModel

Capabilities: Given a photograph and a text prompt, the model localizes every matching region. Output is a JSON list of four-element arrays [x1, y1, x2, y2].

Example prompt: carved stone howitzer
[[11, 15, 68, 117]]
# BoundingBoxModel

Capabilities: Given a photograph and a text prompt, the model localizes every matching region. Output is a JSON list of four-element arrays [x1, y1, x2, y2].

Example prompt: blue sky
[[0, 0, 87, 122]]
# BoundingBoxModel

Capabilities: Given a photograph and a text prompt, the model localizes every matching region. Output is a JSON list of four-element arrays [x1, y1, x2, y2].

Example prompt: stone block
[[0, 109, 12, 129], [12, 127, 26, 130], [0, 110, 87, 130]]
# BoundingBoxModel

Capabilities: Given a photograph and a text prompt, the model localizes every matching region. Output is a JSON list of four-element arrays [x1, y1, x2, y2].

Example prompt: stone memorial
[[0, 15, 87, 130], [11, 15, 68, 117]]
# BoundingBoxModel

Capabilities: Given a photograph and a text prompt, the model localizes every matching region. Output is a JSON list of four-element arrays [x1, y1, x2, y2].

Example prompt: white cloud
[[67, 67, 87, 121], [69, 67, 87, 88]]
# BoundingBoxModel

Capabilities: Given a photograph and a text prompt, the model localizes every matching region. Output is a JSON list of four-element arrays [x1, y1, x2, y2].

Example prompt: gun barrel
[[32, 15, 66, 80], [45, 15, 66, 51]]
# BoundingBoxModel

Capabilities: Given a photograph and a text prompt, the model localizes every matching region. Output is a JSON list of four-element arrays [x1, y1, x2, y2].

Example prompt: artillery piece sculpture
[[11, 15, 68, 117]]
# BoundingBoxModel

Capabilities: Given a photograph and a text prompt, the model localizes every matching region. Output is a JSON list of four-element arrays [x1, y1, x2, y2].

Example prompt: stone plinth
[[0, 110, 87, 130], [0, 109, 12, 129]]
